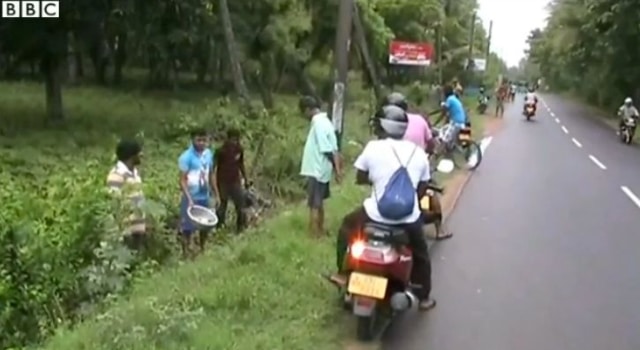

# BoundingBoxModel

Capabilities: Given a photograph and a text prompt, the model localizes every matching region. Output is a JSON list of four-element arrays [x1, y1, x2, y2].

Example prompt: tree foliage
[[0, 0, 506, 122], [523, 0, 640, 107]]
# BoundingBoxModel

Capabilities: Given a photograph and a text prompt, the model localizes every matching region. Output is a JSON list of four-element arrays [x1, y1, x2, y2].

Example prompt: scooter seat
[[363, 222, 409, 245]]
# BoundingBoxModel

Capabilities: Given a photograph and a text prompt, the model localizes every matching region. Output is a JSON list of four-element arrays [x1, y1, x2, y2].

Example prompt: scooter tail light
[[350, 240, 367, 259], [349, 241, 389, 263]]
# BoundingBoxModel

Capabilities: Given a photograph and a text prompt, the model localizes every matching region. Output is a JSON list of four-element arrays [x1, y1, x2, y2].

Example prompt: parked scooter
[[324, 159, 454, 341]]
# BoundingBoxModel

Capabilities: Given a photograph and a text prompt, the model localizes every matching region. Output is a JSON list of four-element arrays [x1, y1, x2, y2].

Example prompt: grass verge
[[39, 180, 367, 350]]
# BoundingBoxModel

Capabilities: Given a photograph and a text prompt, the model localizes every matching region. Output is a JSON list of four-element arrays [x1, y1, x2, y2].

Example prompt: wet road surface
[[382, 95, 640, 350]]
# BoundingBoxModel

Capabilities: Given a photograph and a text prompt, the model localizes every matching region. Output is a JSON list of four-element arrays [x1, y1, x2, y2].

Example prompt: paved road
[[382, 95, 640, 350]]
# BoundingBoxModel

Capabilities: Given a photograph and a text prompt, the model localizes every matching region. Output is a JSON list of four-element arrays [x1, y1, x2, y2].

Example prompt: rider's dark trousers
[[336, 206, 432, 300]]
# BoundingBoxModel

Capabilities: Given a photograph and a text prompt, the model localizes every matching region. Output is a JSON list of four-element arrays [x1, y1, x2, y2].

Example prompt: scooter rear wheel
[[621, 129, 631, 144], [356, 315, 376, 341]]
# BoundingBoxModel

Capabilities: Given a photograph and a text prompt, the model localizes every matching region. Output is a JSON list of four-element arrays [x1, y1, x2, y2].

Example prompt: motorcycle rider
[[617, 97, 639, 133], [523, 86, 538, 115], [385, 92, 452, 240], [478, 86, 488, 105], [330, 104, 436, 311], [384, 92, 433, 153]]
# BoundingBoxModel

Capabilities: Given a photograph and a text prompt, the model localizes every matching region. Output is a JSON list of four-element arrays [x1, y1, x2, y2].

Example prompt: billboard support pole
[[328, 0, 354, 150], [485, 20, 493, 78], [353, 2, 382, 101], [466, 11, 476, 71]]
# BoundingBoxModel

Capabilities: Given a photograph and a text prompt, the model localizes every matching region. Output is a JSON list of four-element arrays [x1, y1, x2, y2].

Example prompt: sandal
[[418, 298, 437, 311], [327, 273, 348, 286], [435, 231, 453, 241]]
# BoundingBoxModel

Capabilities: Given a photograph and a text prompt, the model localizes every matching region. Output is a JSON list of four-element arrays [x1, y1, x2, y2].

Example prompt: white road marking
[[571, 138, 582, 148], [555, 118, 560, 123], [550, 112, 555, 117], [621, 186, 640, 209], [561, 125, 569, 134], [467, 136, 492, 168], [479, 136, 493, 154], [588, 155, 606, 170]]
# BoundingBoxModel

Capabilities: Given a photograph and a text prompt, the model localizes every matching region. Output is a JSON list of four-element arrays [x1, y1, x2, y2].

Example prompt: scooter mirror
[[436, 159, 455, 173]]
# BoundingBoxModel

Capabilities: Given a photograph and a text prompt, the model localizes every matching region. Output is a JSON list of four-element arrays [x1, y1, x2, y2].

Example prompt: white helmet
[[625, 97, 633, 105]]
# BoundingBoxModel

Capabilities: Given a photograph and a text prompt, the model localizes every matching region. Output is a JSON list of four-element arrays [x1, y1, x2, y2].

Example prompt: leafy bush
[[0, 82, 311, 348]]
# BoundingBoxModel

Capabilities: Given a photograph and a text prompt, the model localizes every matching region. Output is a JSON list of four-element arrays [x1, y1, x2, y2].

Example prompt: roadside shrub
[[0, 83, 309, 349]]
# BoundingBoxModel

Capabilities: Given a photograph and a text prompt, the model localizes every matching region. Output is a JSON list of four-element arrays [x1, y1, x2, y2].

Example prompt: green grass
[[39, 181, 368, 350]]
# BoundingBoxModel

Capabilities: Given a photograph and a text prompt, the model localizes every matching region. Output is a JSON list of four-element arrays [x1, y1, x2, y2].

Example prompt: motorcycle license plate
[[420, 195, 430, 210], [348, 272, 388, 299], [458, 134, 470, 141]]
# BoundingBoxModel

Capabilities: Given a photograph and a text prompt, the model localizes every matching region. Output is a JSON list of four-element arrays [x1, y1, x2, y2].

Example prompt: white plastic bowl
[[187, 205, 219, 228]]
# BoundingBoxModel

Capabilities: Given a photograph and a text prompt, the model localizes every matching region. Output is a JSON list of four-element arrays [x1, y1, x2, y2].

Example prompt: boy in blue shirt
[[178, 128, 218, 258]]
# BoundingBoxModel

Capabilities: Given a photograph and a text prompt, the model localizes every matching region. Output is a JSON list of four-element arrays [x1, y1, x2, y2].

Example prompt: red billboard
[[388, 41, 434, 66]]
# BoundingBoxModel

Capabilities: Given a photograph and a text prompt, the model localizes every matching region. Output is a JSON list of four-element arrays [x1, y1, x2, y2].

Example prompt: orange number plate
[[420, 195, 431, 210], [347, 272, 388, 299]]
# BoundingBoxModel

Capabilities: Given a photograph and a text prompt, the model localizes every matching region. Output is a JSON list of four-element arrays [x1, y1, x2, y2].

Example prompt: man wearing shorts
[[299, 96, 342, 237], [178, 128, 218, 258]]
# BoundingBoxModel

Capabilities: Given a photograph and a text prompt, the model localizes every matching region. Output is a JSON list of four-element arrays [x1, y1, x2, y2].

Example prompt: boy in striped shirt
[[106, 139, 146, 250]]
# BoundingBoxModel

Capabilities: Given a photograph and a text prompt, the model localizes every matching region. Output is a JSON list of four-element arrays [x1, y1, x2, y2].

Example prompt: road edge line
[[440, 136, 493, 231]]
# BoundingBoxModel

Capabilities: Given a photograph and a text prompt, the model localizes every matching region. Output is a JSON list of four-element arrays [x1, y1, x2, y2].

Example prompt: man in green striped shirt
[[106, 139, 146, 250]]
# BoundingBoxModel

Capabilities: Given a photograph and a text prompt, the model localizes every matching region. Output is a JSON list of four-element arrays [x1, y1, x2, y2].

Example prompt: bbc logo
[[1, 1, 59, 18]]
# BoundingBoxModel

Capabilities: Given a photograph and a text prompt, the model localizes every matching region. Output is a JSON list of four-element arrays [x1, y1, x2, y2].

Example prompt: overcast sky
[[477, 0, 549, 67]]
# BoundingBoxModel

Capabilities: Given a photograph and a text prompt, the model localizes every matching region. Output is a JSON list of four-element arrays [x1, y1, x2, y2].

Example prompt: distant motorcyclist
[[476, 86, 489, 114], [477, 86, 488, 103], [523, 87, 538, 115], [618, 97, 639, 133]]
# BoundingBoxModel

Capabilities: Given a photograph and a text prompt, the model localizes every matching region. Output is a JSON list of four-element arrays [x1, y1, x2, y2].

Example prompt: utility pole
[[435, 24, 443, 85], [466, 11, 476, 71], [436, 0, 449, 87], [328, 0, 354, 150], [485, 20, 493, 74], [352, 2, 382, 101]]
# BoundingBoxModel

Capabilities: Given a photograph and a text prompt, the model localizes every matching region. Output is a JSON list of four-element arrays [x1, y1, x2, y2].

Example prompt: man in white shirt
[[523, 87, 538, 115], [332, 104, 436, 311], [618, 97, 639, 122]]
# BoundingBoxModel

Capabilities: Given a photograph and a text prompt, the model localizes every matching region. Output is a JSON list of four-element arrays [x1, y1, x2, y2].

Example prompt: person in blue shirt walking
[[178, 128, 219, 258]]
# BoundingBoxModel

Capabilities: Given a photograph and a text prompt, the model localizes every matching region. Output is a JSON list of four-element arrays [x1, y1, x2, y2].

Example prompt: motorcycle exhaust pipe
[[390, 290, 419, 311]]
